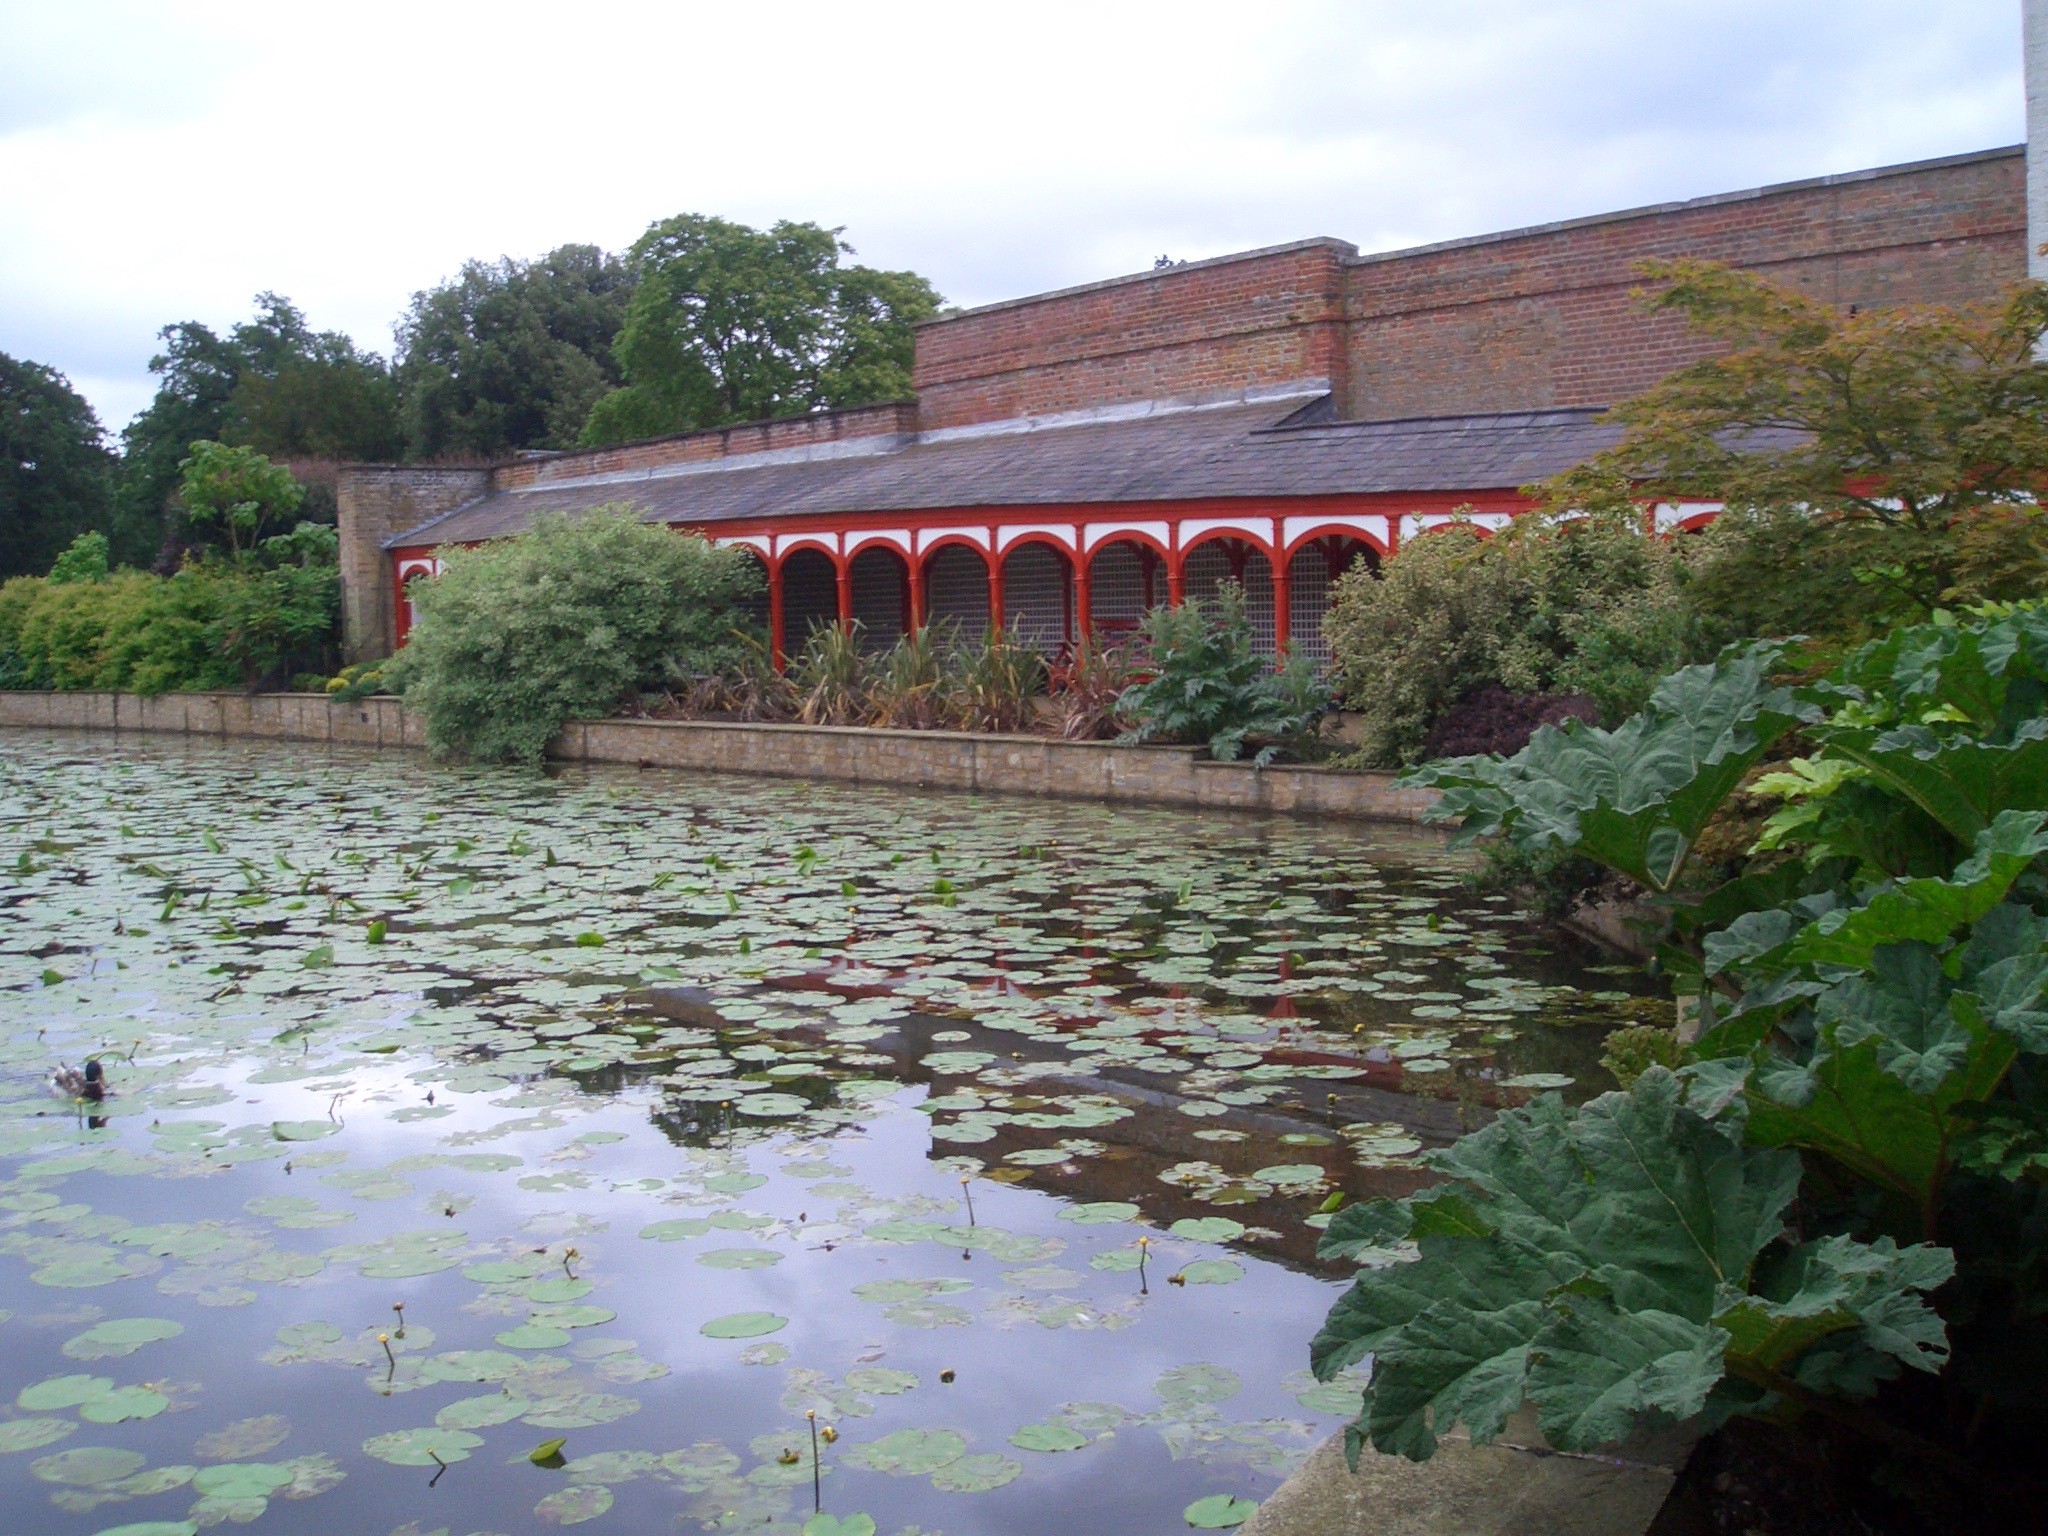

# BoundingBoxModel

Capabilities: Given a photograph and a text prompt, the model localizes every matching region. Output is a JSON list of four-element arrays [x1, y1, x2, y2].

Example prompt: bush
[[1420, 685, 1597, 760], [1329, 605, 2048, 1523], [387, 506, 762, 764], [1116, 582, 1331, 764], [1326, 510, 1699, 767]]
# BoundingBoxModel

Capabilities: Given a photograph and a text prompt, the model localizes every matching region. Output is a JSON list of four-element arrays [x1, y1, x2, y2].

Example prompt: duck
[[52, 1059, 105, 1103]]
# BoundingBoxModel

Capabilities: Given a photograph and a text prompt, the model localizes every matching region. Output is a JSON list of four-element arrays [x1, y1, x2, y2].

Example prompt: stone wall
[[0, 692, 1436, 824], [335, 466, 490, 664]]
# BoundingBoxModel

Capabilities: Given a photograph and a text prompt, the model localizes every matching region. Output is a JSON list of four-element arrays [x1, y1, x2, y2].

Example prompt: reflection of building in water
[[343, 147, 2026, 669]]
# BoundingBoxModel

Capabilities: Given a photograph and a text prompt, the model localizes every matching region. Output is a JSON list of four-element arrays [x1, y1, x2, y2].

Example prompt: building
[[338, 146, 2027, 668]]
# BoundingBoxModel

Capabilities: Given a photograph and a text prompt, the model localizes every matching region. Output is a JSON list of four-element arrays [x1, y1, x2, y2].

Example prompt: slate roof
[[387, 400, 1628, 549]]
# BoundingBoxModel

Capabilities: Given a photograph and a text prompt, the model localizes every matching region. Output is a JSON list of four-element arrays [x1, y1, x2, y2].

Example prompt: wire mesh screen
[[1288, 547, 1332, 663], [1088, 541, 1150, 638], [926, 545, 990, 641], [781, 550, 838, 647], [848, 547, 906, 653], [1001, 543, 1069, 655], [1183, 541, 1274, 656]]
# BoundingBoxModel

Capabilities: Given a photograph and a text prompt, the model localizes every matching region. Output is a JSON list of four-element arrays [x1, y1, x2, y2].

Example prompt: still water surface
[[0, 733, 1663, 1536]]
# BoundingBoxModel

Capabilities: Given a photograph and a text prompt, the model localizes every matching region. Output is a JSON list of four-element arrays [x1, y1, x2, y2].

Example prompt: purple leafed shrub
[[1421, 686, 1597, 761]]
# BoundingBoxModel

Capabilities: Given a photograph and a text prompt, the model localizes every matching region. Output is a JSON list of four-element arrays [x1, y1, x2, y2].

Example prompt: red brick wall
[[491, 400, 919, 491], [912, 240, 1354, 430], [1341, 148, 2025, 419]]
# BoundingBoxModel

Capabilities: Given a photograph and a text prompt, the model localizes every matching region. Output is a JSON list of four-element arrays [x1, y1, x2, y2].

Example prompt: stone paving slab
[[1242, 1420, 1688, 1536]]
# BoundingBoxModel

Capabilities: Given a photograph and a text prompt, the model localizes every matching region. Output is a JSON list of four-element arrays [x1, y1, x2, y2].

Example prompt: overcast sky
[[0, 0, 2025, 433]]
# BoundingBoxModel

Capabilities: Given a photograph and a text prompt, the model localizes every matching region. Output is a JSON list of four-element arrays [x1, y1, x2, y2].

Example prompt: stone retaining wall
[[0, 692, 1438, 823]]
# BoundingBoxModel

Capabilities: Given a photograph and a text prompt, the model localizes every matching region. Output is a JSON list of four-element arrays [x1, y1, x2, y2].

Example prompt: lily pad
[[360, 1428, 483, 1466], [0, 1419, 76, 1453], [79, 1386, 170, 1423], [734, 1093, 809, 1117], [1184, 1494, 1259, 1528], [31, 1446, 147, 1485], [1009, 1423, 1088, 1452], [803, 1515, 877, 1536], [1056, 1202, 1140, 1225], [697, 1247, 783, 1270], [19, 1374, 114, 1411], [701, 1312, 788, 1339], [639, 1219, 713, 1242], [845, 1428, 965, 1475], [1177, 1260, 1244, 1286], [89, 1524, 199, 1536], [62, 1318, 184, 1361], [435, 1394, 532, 1430], [931, 1452, 1021, 1491], [194, 1417, 291, 1461], [1168, 1217, 1245, 1243], [495, 1324, 572, 1350], [536, 1484, 615, 1524], [270, 1121, 340, 1142]]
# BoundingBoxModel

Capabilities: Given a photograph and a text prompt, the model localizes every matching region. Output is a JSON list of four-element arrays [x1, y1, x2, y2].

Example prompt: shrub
[[47, 531, 109, 585], [951, 625, 1046, 734], [1324, 605, 2048, 1522], [1326, 510, 1699, 767], [1420, 685, 1597, 760], [387, 506, 761, 764], [1116, 582, 1332, 764]]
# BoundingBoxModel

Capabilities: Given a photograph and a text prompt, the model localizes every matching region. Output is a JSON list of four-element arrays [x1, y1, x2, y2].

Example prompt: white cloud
[[0, 0, 2023, 432]]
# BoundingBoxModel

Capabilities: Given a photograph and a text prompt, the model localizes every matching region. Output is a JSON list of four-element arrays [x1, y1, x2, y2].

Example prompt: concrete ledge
[[1243, 1421, 1687, 1536], [0, 691, 1437, 823]]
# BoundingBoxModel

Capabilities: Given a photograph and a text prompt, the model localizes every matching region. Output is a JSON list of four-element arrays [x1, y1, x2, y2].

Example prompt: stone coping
[[0, 691, 1439, 824]]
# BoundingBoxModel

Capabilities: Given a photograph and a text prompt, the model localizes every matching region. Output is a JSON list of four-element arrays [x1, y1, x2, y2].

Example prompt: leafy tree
[[177, 442, 304, 558], [47, 531, 109, 584], [395, 244, 635, 459], [581, 215, 940, 446], [386, 507, 763, 764], [115, 294, 398, 562], [0, 352, 114, 580], [1542, 261, 2048, 634]]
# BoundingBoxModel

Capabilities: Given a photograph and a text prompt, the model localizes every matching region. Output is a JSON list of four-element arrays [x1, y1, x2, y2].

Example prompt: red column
[[769, 560, 786, 672], [836, 559, 853, 631], [988, 548, 1005, 634], [1074, 549, 1093, 648], [1167, 550, 1186, 608], [908, 558, 926, 632], [1272, 552, 1292, 661]]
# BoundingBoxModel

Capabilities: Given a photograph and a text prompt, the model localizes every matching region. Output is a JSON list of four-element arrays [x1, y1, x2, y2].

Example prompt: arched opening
[[731, 549, 771, 637], [1183, 537, 1276, 657], [1085, 538, 1163, 644], [780, 548, 839, 652], [848, 545, 909, 652], [924, 544, 991, 642], [1286, 537, 1377, 664], [1000, 542, 1072, 657]]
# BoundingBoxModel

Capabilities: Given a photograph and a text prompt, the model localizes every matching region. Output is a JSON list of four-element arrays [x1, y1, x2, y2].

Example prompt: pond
[[0, 732, 1666, 1536]]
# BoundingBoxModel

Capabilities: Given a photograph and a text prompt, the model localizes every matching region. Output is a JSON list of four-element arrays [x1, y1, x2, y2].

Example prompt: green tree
[[395, 244, 635, 459], [115, 294, 399, 562], [1541, 261, 2048, 635], [581, 215, 939, 446], [0, 352, 114, 580], [177, 442, 304, 558]]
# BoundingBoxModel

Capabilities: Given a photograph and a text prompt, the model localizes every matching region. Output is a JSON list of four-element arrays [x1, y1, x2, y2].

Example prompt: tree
[[394, 244, 635, 459], [0, 352, 114, 580], [580, 214, 940, 446], [177, 442, 304, 558], [115, 294, 399, 563], [1541, 261, 2048, 636]]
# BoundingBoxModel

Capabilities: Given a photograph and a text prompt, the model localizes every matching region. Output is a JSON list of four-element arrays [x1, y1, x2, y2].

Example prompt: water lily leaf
[[842, 1368, 918, 1394], [1177, 1260, 1244, 1286], [1057, 1202, 1139, 1225], [437, 1394, 531, 1430], [520, 1393, 640, 1429], [19, 1374, 115, 1411], [361, 1428, 483, 1466], [79, 1386, 170, 1423], [697, 1248, 782, 1270], [735, 1093, 810, 1117], [88, 1524, 199, 1536], [701, 1312, 788, 1339], [270, 1121, 340, 1142], [639, 1219, 713, 1242], [63, 1318, 184, 1360], [844, 1428, 965, 1475], [1009, 1423, 1088, 1452], [0, 1419, 76, 1453], [931, 1452, 1021, 1491], [31, 1446, 147, 1485], [528, 1437, 568, 1465], [194, 1417, 290, 1460], [536, 1484, 613, 1524], [191, 1462, 294, 1498], [526, 1277, 594, 1303], [1155, 1364, 1242, 1408], [852, 1278, 972, 1304], [495, 1324, 571, 1350], [420, 1350, 526, 1383], [803, 1515, 877, 1536], [1184, 1493, 1259, 1528], [1168, 1218, 1245, 1243]]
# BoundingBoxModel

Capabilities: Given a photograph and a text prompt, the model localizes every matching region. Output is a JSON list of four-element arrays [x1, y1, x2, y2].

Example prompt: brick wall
[[912, 240, 1355, 430], [1340, 147, 2026, 419], [495, 400, 919, 490], [336, 466, 490, 663]]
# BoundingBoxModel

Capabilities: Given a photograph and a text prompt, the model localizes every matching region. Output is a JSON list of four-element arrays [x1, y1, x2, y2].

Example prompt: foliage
[[1052, 637, 1138, 741], [395, 245, 635, 459], [1, 352, 114, 581], [385, 507, 762, 765], [953, 625, 1047, 734], [581, 214, 940, 445], [1116, 583, 1332, 764], [115, 294, 398, 566], [1420, 685, 1597, 760], [1541, 262, 2048, 634], [178, 442, 304, 557], [1327, 512, 1701, 767], [1333, 603, 2048, 1497], [324, 662, 388, 702], [47, 531, 110, 585], [1602, 1024, 1693, 1088], [788, 620, 870, 727]]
